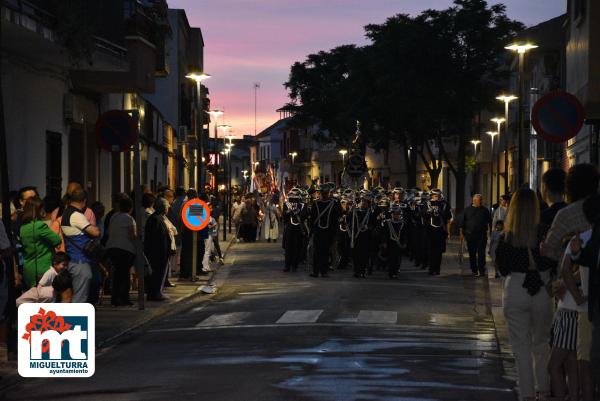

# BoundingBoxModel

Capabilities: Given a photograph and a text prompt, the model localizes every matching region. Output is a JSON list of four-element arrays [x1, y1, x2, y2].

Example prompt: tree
[[285, 0, 523, 209]]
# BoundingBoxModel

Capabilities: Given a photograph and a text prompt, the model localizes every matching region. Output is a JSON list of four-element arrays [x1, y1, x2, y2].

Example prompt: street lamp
[[491, 117, 505, 203], [496, 95, 518, 194], [289, 151, 298, 164], [470, 139, 481, 155], [339, 149, 348, 163], [207, 110, 224, 195], [505, 42, 537, 188], [185, 71, 211, 190], [486, 131, 498, 207]]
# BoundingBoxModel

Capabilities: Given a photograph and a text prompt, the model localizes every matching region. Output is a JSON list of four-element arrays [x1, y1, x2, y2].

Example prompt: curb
[[99, 237, 235, 348], [0, 238, 237, 392]]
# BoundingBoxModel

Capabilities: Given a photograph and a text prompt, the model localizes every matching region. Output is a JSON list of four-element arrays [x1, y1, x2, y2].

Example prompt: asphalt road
[[2, 240, 515, 401]]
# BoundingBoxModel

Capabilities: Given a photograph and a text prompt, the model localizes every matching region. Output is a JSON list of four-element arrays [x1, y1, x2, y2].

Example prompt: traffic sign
[[181, 199, 211, 231], [531, 91, 585, 143], [95, 110, 139, 152]]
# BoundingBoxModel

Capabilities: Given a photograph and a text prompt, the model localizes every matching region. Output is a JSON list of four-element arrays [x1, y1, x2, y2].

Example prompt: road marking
[[238, 290, 289, 296], [196, 312, 252, 327], [276, 310, 324, 324], [149, 322, 497, 337], [358, 310, 398, 324]]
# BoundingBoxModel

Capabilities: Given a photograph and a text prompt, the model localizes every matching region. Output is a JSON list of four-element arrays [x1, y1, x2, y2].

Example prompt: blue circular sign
[[182, 199, 211, 231], [532, 91, 585, 143], [95, 110, 139, 152]]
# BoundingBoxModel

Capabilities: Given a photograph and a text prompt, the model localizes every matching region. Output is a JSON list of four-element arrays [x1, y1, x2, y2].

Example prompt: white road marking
[[196, 312, 252, 327], [276, 310, 323, 324], [358, 310, 398, 324]]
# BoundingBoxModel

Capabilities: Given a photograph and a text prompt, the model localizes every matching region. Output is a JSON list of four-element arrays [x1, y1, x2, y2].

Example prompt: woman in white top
[[106, 196, 136, 307], [262, 196, 281, 242]]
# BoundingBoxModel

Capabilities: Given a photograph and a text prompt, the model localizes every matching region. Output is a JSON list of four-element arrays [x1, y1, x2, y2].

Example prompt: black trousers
[[212, 235, 222, 258], [313, 230, 333, 275], [387, 242, 402, 277], [427, 227, 446, 274], [108, 248, 135, 305], [352, 233, 371, 276], [466, 234, 487, 274], [337, 231, 350, 269]]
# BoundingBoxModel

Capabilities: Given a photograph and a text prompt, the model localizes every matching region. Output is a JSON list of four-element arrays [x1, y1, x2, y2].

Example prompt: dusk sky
[[170, 0, 566, 137]]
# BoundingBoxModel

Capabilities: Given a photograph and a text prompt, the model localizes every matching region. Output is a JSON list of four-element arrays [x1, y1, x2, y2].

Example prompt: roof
[[516, 14, 567, 52], [255, 117, 291, 139]]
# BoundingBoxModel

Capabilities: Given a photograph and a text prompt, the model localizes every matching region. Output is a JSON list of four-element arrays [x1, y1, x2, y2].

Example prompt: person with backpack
[[60, 188, 100, 303]]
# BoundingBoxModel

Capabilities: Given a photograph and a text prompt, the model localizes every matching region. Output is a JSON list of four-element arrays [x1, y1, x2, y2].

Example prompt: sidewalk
[[0, 235, 236, 386], [443, 240, 516, 385]]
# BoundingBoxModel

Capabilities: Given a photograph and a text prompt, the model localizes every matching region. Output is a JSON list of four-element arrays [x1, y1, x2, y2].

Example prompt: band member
[[337, 196, 352, 270], [425, 189, 453, 275], [381, 203, 407, 278], [407, 190, 427, 268], [309, 184, 340, 278], [349, 191, 376, 278], [282, 190, 307, 272]]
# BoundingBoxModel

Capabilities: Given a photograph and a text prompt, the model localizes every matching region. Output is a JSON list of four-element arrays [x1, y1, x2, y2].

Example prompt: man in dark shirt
[[309, 184, 340, 278], [540, 168, 567, 229], [458, 194, 492, 277]]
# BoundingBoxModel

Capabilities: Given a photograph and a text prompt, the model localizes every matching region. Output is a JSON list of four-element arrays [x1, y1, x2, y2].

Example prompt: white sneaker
[[202, 267, 213, 273]]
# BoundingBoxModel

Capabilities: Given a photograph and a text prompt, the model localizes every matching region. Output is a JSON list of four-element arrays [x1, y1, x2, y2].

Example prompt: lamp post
[[225, 143, 234, 234], [289, 151, 298, 186], [208, 110, 223, 195], [505, 43, 537, 188], [496, 94, 518, 194], [339, 149, 347, 163], [185, 71, 211, 191], [471, 139, 481, 155], [491, 117, 505, 204], [486, 131, 498, 207]]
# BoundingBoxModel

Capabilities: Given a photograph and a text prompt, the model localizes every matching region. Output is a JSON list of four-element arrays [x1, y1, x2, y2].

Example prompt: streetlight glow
[[504, 43, 538, 54], [185, 71, 211, 82], [486, 131, 498, 139], [496, 94, 518, 103], [208, 109, 224, 119]]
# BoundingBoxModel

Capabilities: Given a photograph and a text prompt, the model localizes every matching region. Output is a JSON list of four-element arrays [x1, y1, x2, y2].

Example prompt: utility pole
[[254, 82, 260, 136]]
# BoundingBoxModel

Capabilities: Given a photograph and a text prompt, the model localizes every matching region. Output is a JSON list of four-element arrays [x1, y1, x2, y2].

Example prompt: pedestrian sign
[[182, 199, 211, 231]]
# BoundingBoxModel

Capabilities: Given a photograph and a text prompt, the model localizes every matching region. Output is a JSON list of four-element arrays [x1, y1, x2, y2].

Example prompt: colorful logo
[[18, 303, 95, 377]]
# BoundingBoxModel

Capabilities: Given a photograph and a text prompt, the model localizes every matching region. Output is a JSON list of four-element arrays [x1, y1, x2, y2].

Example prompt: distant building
[[566, 0, 600, 164], [1, 1, 208, 206]]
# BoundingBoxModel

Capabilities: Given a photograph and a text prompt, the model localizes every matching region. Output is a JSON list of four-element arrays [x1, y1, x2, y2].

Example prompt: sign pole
[[191, 231, 198, 281]]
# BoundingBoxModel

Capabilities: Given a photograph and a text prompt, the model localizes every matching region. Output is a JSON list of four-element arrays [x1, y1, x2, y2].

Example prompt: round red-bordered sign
[[181, 199, 211, 231], [531, 91, 585, 143], [95, 110, 139, 152]]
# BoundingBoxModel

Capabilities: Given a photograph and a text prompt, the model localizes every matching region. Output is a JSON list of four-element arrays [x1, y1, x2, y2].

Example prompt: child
[[17, 252, 73, 306], [489, 220, 503, 279]]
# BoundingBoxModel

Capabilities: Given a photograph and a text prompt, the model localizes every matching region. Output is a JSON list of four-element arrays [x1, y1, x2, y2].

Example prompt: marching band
[[281, 183, 454, 278]]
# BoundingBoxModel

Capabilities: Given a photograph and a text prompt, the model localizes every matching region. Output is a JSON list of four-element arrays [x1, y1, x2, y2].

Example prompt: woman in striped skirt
[[548, 261, 586, 401]]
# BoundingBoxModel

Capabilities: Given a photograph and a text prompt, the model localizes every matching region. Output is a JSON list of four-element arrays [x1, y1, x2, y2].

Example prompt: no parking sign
[[531, 91, 585, 143], [181, 199, 211, 231]]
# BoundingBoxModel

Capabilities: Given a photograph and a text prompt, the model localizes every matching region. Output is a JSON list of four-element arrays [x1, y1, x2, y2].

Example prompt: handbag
[[522, 247, 544, 296], [64, 235, 106, 262]]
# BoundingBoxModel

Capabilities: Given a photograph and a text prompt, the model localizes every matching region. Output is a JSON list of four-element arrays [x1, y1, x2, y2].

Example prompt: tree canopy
[[285, 0, 523, 205]]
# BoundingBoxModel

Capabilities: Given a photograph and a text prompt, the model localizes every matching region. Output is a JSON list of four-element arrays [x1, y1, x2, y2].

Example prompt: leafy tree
[[285, 0, 523, 210]]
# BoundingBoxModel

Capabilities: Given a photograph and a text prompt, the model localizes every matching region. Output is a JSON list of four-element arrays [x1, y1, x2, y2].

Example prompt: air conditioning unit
[[178, 126, 188, 142]]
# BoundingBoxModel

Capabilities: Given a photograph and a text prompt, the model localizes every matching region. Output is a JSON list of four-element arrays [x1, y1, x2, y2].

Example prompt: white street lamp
[[496, 94, 517, 194], [339, 149, 348, 163], [505, 42, 537, 187]]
